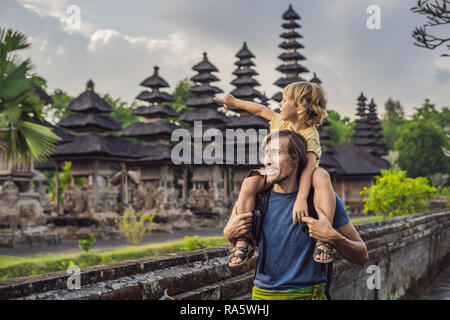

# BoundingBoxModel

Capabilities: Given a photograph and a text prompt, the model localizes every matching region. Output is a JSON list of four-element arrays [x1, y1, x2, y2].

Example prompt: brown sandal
[[313, 241, 334, 263], [228, 243, 255, 267]]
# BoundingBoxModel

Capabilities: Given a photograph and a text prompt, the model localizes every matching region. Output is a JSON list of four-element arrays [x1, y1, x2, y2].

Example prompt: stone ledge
[[0, 208, 449, 300]]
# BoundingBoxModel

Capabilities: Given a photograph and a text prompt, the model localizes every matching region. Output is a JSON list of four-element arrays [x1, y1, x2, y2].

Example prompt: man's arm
[[329, 222, 369, 266], [302, 207, 369, 266]]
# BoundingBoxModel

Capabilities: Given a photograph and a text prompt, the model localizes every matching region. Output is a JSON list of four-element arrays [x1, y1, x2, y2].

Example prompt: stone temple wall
[[0, 209, 449, 300]]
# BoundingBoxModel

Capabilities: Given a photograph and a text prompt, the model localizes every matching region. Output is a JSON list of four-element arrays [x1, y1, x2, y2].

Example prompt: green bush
[[78, 236, 96, 253], [115, 210, 156, 245], [360, 169, 437, 218]]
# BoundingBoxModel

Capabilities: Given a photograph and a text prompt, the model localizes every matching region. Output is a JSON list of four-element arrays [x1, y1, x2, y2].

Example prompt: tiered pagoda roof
[[318, 118, 342, 174], [367, 99, 388, 157], [272, 4, 309, 102], [309, 72, 322, 85], [352, 92, 373, 150], [120, 66, 178, 163], [52, 80, 147, 161], [179, 52, 229, 127], [352, 93, 390, 161], [227, 42, 268, 130]]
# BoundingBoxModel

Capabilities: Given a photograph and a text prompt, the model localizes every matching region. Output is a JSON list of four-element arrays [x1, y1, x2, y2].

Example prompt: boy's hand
[[293, 198, 309, 224], [213, 94, 237, 110]]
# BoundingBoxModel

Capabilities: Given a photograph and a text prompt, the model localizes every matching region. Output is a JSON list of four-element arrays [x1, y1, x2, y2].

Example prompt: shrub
[[78, 236, 96, 253], [115, 210, 156, 245], [360, 169, 437, 218]]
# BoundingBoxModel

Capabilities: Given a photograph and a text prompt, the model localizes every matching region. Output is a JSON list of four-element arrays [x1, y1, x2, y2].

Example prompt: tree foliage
[[0, 28, 60, 164], [395, 117, 449, 179], [360, 169, 437, 218], [381, 98, 406, 151], [322, 110, 354, 146], [411, 0, 450, 57]]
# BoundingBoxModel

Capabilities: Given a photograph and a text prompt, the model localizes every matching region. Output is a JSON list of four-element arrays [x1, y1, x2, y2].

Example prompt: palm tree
[[0, 27, 60, 165]]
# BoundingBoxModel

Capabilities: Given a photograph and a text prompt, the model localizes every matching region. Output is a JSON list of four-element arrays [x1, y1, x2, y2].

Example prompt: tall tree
[[103, 93, 138, 129], [323, 110, 354, 146], [0, 28, 60, 164], [381, 98, 406, 151], [44, 89, 73, 124], [395, 118, 449, 179], [168, 78, 194, 114], [411, 0, 450, 57]]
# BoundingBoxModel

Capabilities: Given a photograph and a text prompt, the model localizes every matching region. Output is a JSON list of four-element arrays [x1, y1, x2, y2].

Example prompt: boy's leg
[[231, 174, 265, 265], [312, 167, 336, 262]]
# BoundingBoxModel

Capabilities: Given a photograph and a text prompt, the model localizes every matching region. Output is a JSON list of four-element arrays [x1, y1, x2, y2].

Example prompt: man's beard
[[267, 171, 289, 185]]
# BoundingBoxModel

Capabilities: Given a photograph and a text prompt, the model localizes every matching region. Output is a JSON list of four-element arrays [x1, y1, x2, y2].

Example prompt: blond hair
[[283, 81, 328, 127]]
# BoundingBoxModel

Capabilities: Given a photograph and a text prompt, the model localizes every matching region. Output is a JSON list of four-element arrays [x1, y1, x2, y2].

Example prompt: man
[[223, 130, 369, 300]]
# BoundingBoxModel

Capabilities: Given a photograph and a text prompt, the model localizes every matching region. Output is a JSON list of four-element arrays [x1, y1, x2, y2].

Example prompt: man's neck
[[272, 178, 299, 194]]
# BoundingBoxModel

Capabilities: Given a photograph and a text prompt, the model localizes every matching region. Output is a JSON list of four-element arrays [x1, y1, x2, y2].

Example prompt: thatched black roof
[[278, 52, 306, 61], [67, 80, 113, 114], [225, 114, 269, 129], [132, 143, 173, 164], [279, 41, 304, 50], [232, 68, 258, 77], [191, 73, 220, 83], [310, 72, 322, 85], [140, 66, 170, 89], [236, 42, 255, 59], [280, 31, 302, 39], [185, 97, 222, 109], [58, 113, 121, 133], [230, 87, 263, 101], [276, 63, 309, 74], [190, 84, 223, 95], [334, 142, 389, 176], [193, 52, 219, 73], [33, 84, 53, 105], [119, 120, 178, 140], [282, 21, 300, 29], [136, 90, 175, 104], [179, 109, 230, 125], [283, 4, 300, 20], [52, 134, 148, 160], [132, 105, 178, 118]]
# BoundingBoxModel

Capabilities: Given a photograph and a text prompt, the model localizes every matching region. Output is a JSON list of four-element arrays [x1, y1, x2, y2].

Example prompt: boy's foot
[[313, 241, 334, 263], [229, 238, 255, 267]]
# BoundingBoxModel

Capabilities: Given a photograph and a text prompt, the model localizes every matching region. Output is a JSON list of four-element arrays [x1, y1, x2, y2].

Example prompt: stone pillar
[[121, 162, 128, 206], [55, 161, 60, 215]]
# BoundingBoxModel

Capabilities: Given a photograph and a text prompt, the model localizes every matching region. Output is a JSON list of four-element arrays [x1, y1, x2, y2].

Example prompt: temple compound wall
[[1, 209, 448, 300]]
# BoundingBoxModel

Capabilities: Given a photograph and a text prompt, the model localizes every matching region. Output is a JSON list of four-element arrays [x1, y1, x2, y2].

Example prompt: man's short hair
[[262, 130, 308, 181]]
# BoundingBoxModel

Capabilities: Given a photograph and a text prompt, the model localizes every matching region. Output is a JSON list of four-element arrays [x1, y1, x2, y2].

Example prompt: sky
[[1, 0, 449, 120]]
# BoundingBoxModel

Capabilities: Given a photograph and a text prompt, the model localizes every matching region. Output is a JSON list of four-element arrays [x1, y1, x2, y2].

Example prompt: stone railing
[[0, 209, 449, 300]]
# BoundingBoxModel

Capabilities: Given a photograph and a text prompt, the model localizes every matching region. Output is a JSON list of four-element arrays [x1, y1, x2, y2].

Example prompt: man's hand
[[213, 94, 237, 110], [302, 207, 336, 243], [292, 198, 309, 224], [223, 205, 253, 248]]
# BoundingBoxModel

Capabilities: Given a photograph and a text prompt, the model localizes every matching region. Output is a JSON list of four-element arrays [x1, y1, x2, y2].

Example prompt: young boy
[[214, 81, 337, 266]]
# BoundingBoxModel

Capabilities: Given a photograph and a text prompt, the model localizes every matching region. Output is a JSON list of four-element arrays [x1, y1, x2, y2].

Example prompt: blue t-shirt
[[254, 189, 350, 291]]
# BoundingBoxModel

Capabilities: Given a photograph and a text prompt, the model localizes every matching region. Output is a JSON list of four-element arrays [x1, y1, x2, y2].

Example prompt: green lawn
[[0, 236, 228, 280], [350, 215, 383, 224]]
